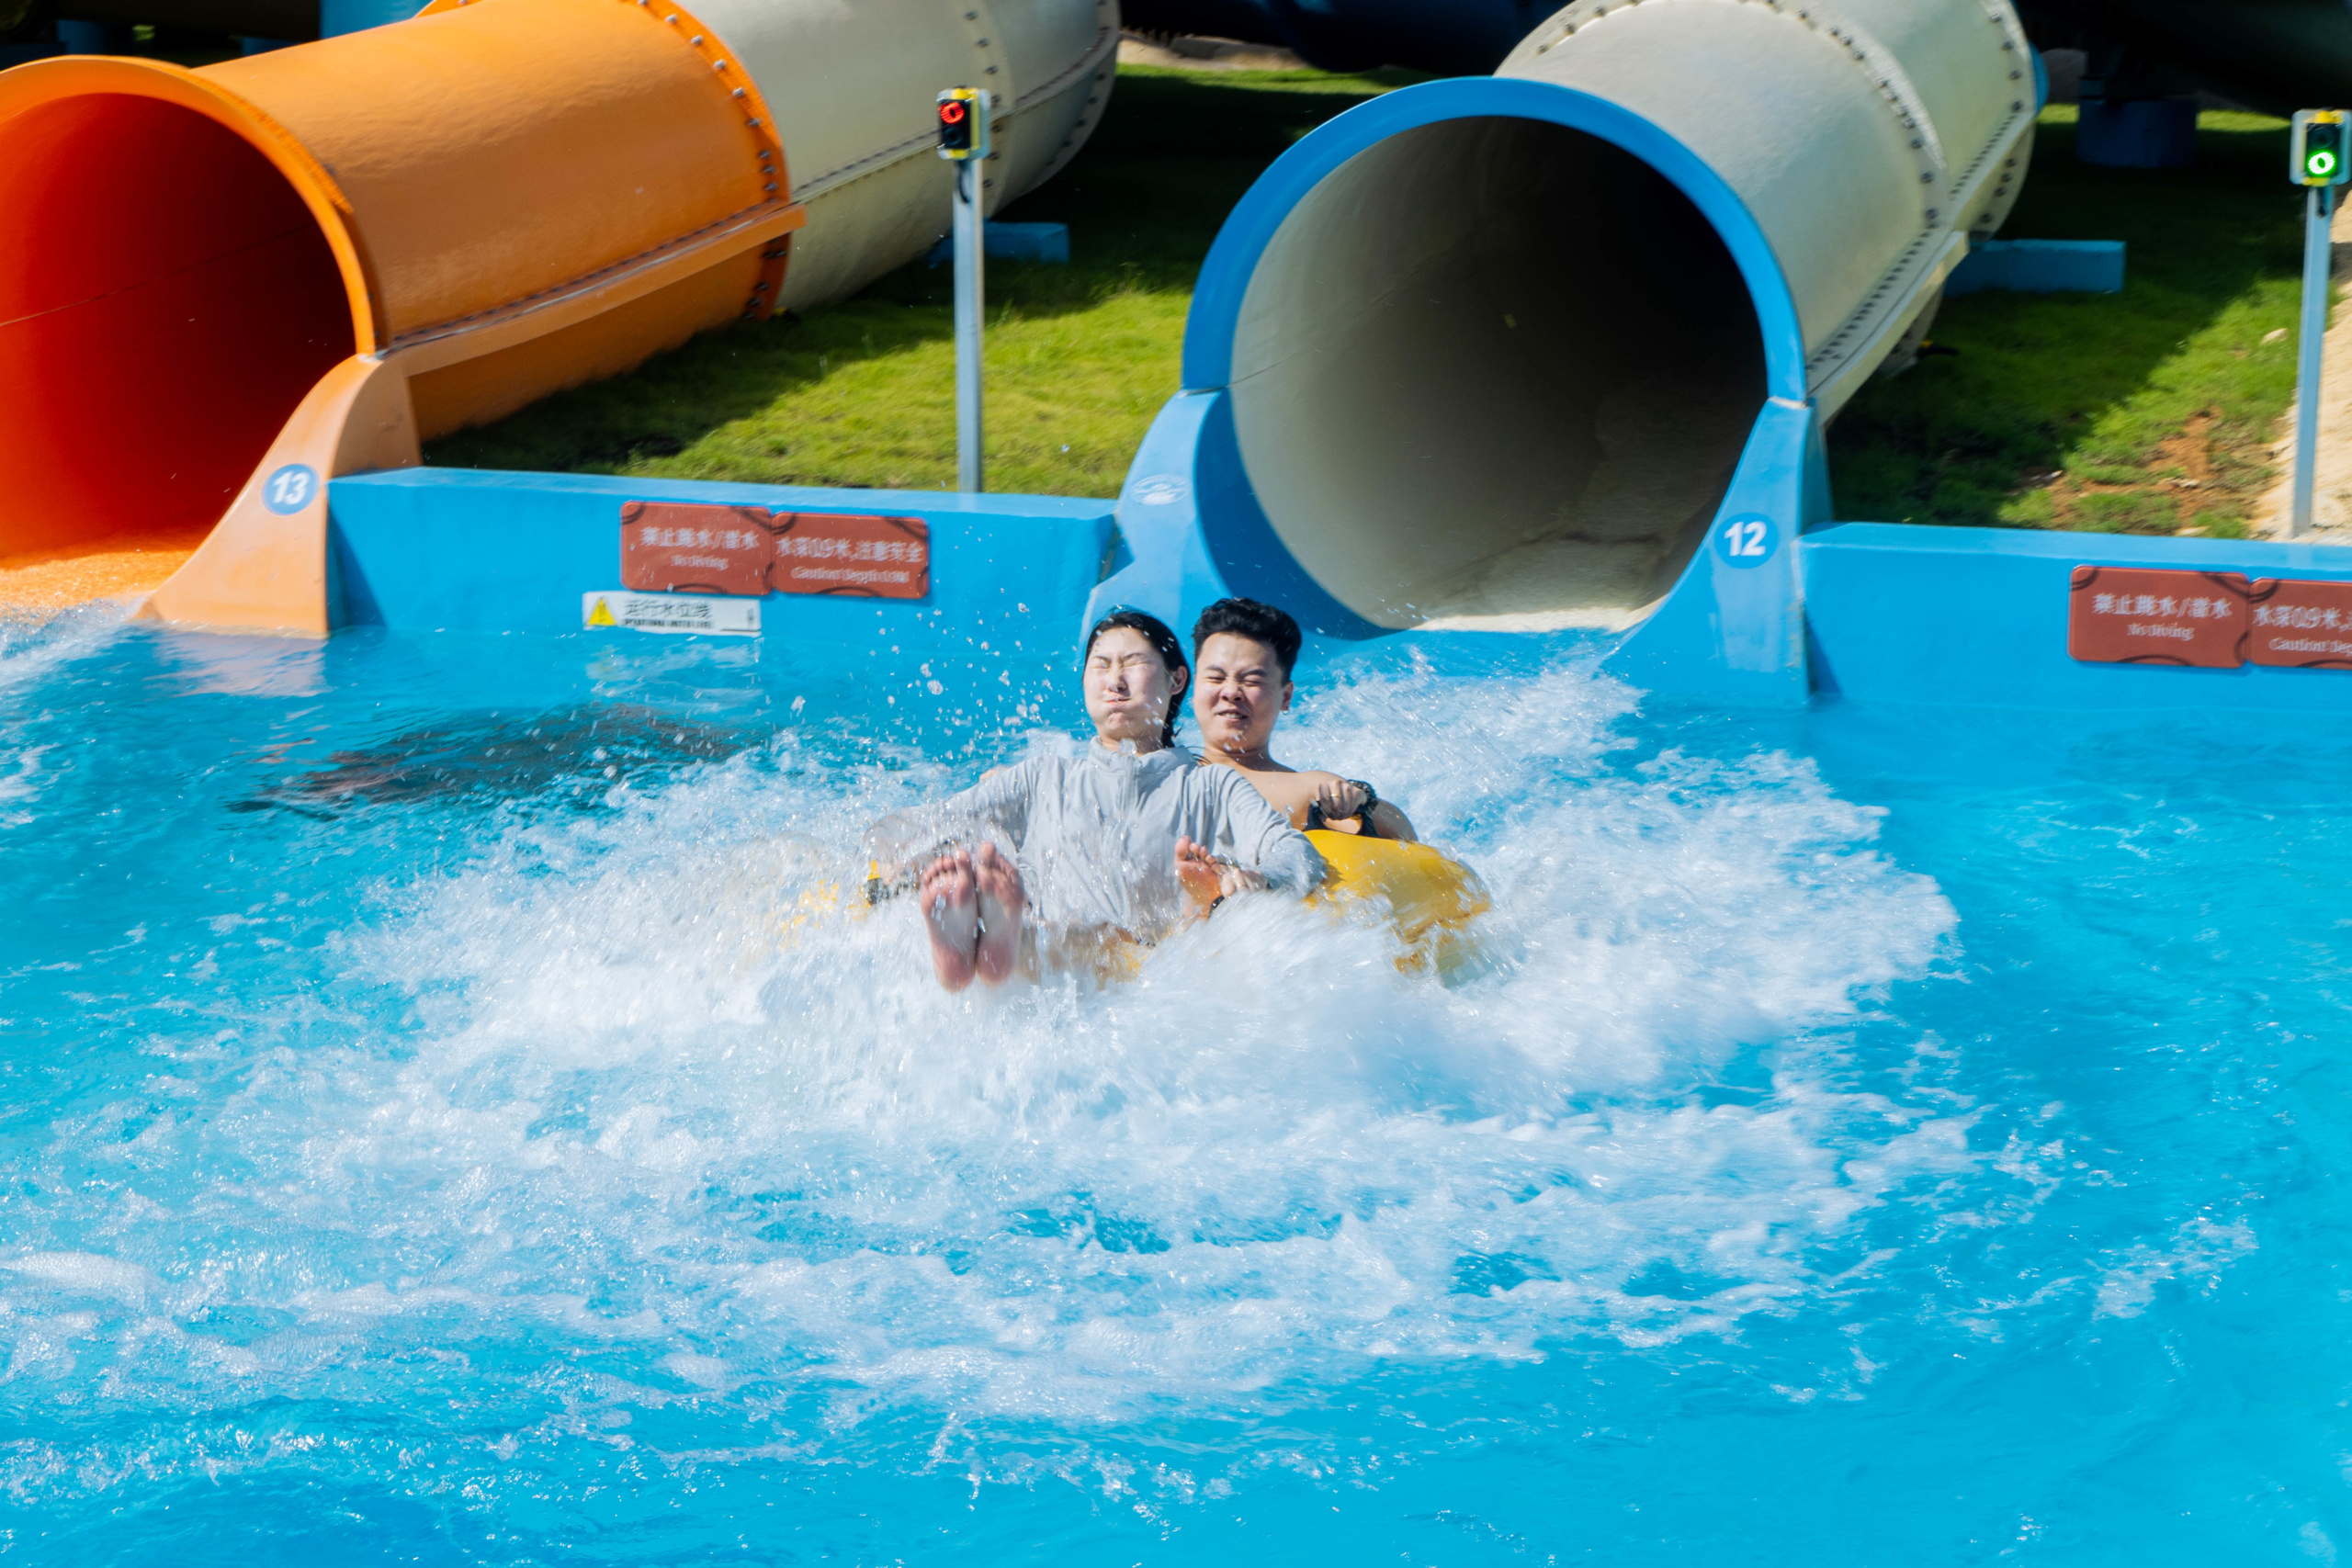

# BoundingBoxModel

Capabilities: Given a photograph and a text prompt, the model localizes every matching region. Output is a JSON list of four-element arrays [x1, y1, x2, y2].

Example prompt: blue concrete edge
[[327, 467, 1116, 646], [319, 469, 2352, 715], [1802, 522, 2352, 713]]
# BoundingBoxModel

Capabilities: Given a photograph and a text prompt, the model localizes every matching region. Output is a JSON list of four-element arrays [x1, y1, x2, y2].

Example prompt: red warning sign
[[620, 502, 776, 596], [773, 513, 930, 599], [2247, 577, 2352, 668], [2068, 565, 2251, 667]]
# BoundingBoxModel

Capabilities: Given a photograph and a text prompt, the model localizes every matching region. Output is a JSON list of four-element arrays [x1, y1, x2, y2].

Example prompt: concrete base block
[[927, 221, 1071, 266], [2077, 98, 2198, 169], [1946, 239, 2126, 297], [321, 0, 424, 36]]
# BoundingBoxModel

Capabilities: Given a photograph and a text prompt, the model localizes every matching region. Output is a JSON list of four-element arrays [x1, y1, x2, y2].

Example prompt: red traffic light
[[935, 88, 985, 159]]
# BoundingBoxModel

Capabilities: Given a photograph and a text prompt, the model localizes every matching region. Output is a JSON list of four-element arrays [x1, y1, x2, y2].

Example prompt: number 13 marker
[[263, 463, 319, 516]]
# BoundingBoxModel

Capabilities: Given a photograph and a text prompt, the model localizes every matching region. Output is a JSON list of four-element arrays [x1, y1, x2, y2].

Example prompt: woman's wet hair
[[1084, 609, 1191, 750], [1191, 597, 1303, 678]]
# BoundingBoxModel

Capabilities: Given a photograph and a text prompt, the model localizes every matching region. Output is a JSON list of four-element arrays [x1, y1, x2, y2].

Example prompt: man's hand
[[1176, 836, 1267, 919], [1311, 776, 1370, 824]]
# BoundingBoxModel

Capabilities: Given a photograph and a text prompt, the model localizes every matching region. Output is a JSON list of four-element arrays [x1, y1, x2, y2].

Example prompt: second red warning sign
[[2247, 578, 2352, 668], [772, 513, 930, 599]]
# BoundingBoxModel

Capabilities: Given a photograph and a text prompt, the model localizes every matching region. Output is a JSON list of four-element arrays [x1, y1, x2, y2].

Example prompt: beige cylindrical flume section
[[1218, 0, 2034, 631], [1500, 0, 2034, 412], [0, 0, 1114, 600], [703, 0, 1117, 310]]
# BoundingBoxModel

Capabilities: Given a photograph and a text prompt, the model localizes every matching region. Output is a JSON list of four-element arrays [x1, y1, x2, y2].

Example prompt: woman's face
[[1191, 632, 1291, 757], [1083, 626, 1187, 749]]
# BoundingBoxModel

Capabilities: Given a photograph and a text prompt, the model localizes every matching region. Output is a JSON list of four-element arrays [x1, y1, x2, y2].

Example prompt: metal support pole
[[953, 158, 985, 493], [2291, 182, 2336, 537]]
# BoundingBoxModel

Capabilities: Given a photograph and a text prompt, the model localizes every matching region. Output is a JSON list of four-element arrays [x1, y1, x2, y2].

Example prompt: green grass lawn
[[429, 75, 2316, 540], [1828, 107, 2310, 537]]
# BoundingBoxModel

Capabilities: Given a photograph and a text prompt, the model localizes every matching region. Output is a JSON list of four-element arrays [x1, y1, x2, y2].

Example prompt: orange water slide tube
[[0, 0, 1115, 631]]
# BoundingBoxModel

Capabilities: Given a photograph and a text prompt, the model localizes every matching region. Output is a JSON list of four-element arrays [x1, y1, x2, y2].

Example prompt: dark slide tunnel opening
[[1227, 117, 1768, 630], [0, 95, 353, 558]]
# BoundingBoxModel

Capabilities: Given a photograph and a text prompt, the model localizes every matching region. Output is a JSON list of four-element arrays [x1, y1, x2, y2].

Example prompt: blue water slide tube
[[1091, 0, 2041, 699]]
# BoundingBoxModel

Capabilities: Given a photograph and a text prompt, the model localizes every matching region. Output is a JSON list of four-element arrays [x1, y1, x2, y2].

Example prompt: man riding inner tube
[[1187, 596, 1419, 841], [1187, 595, 1487, 972]]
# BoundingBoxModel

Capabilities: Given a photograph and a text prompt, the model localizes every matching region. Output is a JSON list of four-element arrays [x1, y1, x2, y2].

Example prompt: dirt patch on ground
[[2021, 404, 2271, 536]]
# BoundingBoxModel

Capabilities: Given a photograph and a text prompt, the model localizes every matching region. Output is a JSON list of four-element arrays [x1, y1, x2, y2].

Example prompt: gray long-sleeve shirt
[[875, 742, 1324, 942]]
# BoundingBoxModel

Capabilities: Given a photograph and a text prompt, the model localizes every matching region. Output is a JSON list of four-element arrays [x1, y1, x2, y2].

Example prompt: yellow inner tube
[[801, 833, 1490, 976], [1306, 829, 1491, 967]]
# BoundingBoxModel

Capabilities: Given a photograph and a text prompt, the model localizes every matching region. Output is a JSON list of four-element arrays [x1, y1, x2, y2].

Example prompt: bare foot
[[972, 840, 1026, 985], [922, 851, 979, 991]]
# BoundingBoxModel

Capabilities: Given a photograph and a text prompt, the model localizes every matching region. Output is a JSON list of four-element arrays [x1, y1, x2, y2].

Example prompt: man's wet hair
[[1084, 609, 1190, 750], [1190, 597, 1302, 678]]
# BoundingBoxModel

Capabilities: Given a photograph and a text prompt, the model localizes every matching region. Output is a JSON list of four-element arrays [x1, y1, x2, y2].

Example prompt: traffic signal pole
[[2290, 109, 2348, 538], [937, 87, 991, 494], [953, 157, 985, 493], [2293, 182, 2337, 538]]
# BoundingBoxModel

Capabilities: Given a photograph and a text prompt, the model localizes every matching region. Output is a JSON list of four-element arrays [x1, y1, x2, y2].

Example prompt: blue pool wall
[[321, 465, 2352, 716], [1944, 239, 2128, 298], [1803, 524, 2352, 713], [327, 468, 1116, 650]]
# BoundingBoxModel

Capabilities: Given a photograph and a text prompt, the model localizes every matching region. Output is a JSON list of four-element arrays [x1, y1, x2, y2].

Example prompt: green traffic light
[[2297, 116, 2348, 186]]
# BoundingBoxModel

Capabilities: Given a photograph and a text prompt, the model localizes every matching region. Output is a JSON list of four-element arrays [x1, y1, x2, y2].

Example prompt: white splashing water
[[0, 600, 130, 693], [0, 604, 129, 827], [15, 653, 1969, 1428]]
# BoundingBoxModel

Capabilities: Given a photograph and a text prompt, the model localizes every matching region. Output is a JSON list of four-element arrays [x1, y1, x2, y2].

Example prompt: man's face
[[1192, 632, 1292, 755]]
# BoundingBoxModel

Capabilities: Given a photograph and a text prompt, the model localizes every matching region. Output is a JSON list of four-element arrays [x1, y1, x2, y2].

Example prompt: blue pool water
[[0, 605, 2344, 1564]]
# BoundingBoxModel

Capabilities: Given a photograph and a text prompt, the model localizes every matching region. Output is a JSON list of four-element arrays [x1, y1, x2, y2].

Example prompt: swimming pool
[[0, 607, 2341, 1563]]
